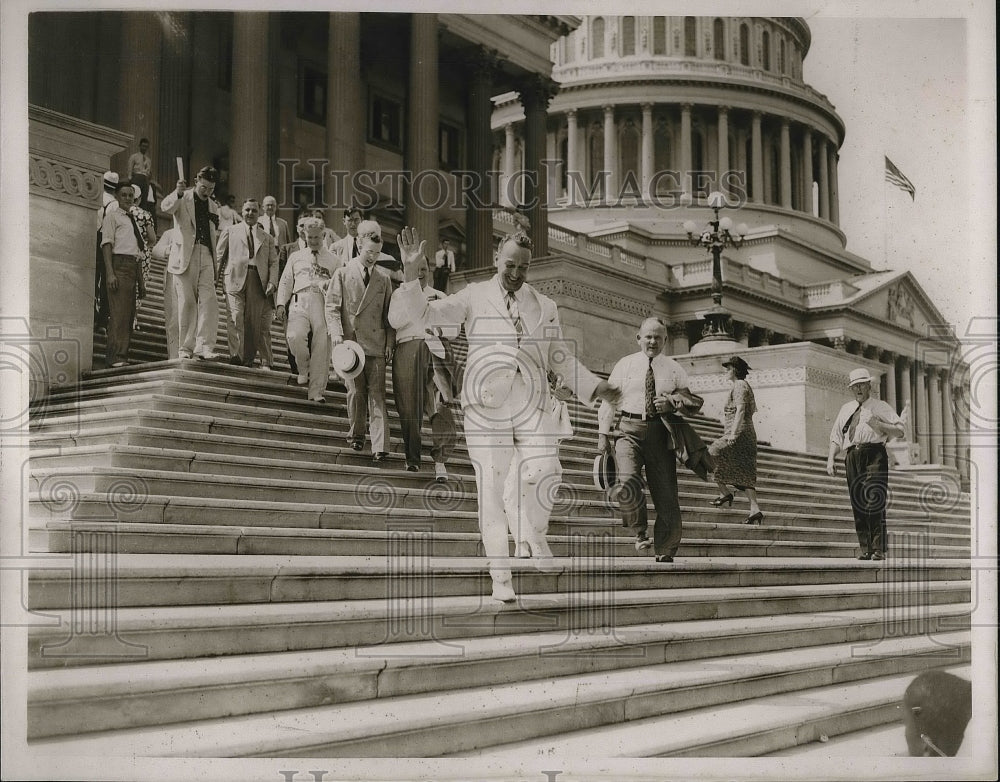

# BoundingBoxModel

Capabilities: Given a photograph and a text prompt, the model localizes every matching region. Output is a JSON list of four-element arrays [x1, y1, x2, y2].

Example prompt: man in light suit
[[260, 195, 290, 247], [324, 218, 395, 463], [161, 166, 221, 360], [396, 228, 621, 602], [216, 198, 279, 368], [278, 216, 310, 375], [330, 206, 363, 266]]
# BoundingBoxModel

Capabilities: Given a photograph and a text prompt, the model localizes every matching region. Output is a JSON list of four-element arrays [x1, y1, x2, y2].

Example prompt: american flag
[[884, 156, 915, 200]]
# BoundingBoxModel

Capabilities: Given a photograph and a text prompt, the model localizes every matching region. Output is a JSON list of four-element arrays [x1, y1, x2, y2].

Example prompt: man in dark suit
[[216, 198, 279, 368], [324, 218, 396, 462]]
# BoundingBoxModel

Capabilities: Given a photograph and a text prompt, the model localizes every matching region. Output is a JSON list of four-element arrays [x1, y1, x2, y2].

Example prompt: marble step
[[26, 552, 972, 611], [27, 580, 971, 670], [29, 631, 971, 758], [27, 604, 971, 739], [30, 519, 971, 561], [450, 665, 974, 759]]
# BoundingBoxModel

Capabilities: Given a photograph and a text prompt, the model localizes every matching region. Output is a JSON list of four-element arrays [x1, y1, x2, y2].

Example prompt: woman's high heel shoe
[[743, 511, 764, 525], [710, 493, 734, 507]]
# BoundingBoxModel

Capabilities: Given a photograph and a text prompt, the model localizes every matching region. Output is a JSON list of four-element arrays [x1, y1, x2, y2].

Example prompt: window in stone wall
[[653, 17, 666, 54], [779, 38, 786, 74], [297, 61, 327, 125], [684, 17, 697, 56], [762, 30, 771, 71], [369, 92, 403, 149], [622, 17, 635, 56], [592, 17, 605, 58], [739, 23, 750, 66], [713, 19, 725, 60]]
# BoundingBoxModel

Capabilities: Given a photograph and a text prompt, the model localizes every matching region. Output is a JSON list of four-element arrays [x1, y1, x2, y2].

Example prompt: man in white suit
[[216, 198, 279, 368], [260, 195, 291, 247], [160, 166, 221, 360], [396, 228, 621, 602], [330, 206, 363, 266]]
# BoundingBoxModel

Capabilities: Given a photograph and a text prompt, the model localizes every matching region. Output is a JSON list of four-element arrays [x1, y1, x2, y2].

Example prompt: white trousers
[[173, 245, 219, 356], [285, 289, 330, 400], [463, 374, 563, 584]]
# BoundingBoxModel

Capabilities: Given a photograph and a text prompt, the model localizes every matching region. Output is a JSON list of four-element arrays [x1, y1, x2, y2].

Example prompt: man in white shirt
[[826, 368, 905, 561], [260, 195, 290, 247], [94, 171, 120, 333], [396, 227, 621, 602], [597, 318, 696, 563], [433, 239, 456, 292], [330, 207, 363, 266], [275, 218, 340, 403]]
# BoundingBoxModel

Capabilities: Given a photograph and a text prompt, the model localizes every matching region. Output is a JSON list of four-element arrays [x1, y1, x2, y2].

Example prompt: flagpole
[[882, 164, 888, 270]]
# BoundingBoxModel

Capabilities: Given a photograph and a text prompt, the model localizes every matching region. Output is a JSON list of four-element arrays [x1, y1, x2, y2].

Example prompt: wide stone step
[[452, 665, 973, 758], [26, 552, 971, 610], [28, 631, 971, 757], [30, 518, 971, 561], [27, 604, 970, 739]]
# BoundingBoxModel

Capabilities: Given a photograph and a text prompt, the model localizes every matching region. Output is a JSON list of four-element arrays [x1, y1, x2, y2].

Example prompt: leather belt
[[846, 442, 886, 453], [620, 411, 656, 421]]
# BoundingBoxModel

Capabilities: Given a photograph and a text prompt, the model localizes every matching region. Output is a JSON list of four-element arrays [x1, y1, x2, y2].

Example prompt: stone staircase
[[24, 254, 973, 759]]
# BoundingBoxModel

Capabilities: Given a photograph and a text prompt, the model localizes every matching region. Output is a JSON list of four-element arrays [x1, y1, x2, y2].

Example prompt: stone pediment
[[849, 273, 945, 334]]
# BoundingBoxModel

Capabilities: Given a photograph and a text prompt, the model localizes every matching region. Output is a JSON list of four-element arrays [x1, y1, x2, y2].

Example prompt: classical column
[[546, 129, 558, 205], [817, 136, 830, 221], [566, 110, 579, 205], [926, 368, 943, 465], [117, 13, 162, 174], [327, 13, 364, 207], [667, 322, 689, 354], [716, 106, 729, 194], [915, 363, 930, 463], [802, 127, 814, 216], [603, 105, 617, 197], [829, 150, 841, 226], [406, 13, 439, 255], [502, 123, 516, 206], [680, 103, 693, 195], [750, 111, 763, 203], [156, 13, 193, 193], [897, 356, 912, 423], [519, 75, 557, 256], [641, 103, 654, 200], [229, 14, 270, 206], [941, 371, 957, 467], [465, 47, 499, 269], [880, 351, 897, 411], [779, 118, 792, 208]]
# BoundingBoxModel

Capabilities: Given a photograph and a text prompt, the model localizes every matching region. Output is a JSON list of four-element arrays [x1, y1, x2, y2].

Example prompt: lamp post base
[[688, 307, 740, 356]]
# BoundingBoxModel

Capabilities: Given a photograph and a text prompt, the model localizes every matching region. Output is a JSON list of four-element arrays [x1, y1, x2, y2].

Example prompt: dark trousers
[[433, 267, 450, 292], [614, 418, 683, 557], [106, 254, 138, 364], [94, 238, 110, 329], [845, 443, 890, 555]]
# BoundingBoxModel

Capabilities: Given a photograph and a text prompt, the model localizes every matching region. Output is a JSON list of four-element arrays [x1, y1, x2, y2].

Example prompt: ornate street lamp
[[683, 191, 748, 344]]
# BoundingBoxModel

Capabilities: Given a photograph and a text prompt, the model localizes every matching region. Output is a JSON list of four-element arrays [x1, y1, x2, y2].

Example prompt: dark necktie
[[268, 217, 276, 237], [310, 249, 321, 276], [248, 226, 255, 258], [363, 266, 371, 288], [352, 238, 358, 258], [505, 291, 523, 345], [645, 358, 657, 416], [843, 402, 863, 441]]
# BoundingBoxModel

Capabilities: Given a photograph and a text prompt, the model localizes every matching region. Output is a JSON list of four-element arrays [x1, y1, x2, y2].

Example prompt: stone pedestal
[[677, 342, 887, 456], [28, 106, 130, 396]]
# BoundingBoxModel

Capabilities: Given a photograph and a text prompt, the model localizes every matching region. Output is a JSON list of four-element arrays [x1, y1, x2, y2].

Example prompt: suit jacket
[[324, 257, 395, 357], [216, 221, 279, 294], [392, 276, 601, 413], [330, 234, 359, 267], [160, 188, 220, 275], [259, 214, 290, 247]]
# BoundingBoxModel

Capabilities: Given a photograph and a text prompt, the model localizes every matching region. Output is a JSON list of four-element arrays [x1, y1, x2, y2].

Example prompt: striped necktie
[[843, 402, 863, 441], [505, 291, 523, 345], [645, 358, 657, 416]]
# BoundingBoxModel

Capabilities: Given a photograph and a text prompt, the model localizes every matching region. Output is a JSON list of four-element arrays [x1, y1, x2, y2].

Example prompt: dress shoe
[[405, 462, 419, 472], [870, 551, 885, 561], [514, 537, 554, 559], [434, 462, 449, 483], [743, 511, 764, 525], [491, 580, 516, 603], [309, 397, 326, 404], [349, 440, 364, 452], [372, 451, 389, 464], [110, 360, 128, 368], [634, 535, 652, 552], [228, 355, 243, 366], [655, 555, 674, 563], [857, 552, 872, 560], [710, 493, 734, 507], [177, 349, 193, 360]]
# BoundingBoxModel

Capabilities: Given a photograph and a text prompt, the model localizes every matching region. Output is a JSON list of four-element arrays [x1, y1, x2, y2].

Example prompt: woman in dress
[[708, 355, 764, 524]]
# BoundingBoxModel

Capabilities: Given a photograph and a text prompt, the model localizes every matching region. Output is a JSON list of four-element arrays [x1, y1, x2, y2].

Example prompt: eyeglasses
[[361, 233, 383, 243]]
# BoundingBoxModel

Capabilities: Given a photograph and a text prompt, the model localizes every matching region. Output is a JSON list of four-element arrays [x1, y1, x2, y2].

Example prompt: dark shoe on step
[[857, 552, 872, 560], [743, 511, 764, 525], [870, 551, 885, 561], [710, 493, 734, 507], [655, 555, 674, 563], [372, 451, 389, 464]]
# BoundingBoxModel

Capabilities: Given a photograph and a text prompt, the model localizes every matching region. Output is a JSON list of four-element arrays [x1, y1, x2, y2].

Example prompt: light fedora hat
[[848, 368, 874, 387], [593, 451, 617, 491], [331, 340, 365, 380]]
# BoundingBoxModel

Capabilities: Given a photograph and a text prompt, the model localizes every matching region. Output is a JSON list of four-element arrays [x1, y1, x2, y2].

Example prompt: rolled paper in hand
[[176, 157, 184, 182]]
